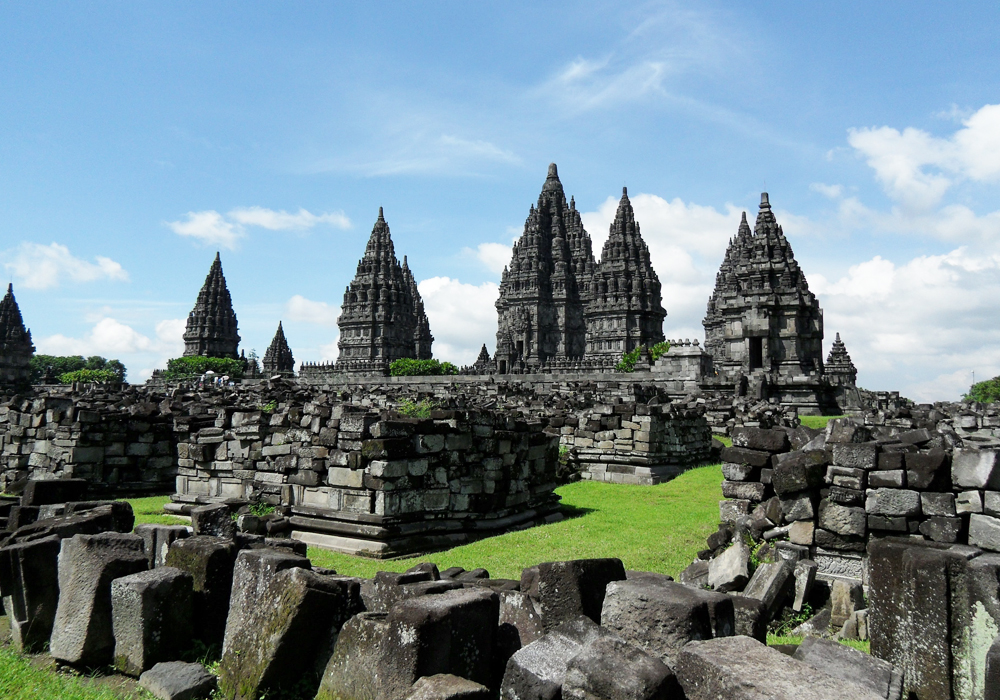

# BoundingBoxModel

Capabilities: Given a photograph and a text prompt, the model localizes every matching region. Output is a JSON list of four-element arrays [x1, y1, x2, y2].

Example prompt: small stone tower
[[262, 322, 295, 376], [0, 284, 34, 385], [703, 194, 824, 380], [183, 252, 240, 359], [402, 256, 433, 360], [335, 208, 431, 371], [825, 333, 858, 386], [495, 163, 597, 373], [585, 187, 666, 358]]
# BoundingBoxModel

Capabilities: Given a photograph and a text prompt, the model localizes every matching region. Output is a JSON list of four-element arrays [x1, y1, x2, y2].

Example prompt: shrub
[[615, 342, 670, 373], [58, 369, 119, 384], [162, 356, 245, 381], [31, 354, 126, 383], [966, 375, 1000, 403], [395, 398, 436, 417], [389, 358, 458, 377]]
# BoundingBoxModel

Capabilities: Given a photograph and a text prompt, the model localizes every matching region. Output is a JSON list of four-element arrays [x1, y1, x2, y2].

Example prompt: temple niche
[[0, 284, 34, 386], [703, 193, 824, 383], [585, 187, 666, 358], [182, 252, 240, 359], [262, 321, 295, 377], [495, 163, 597, 373], [334, 208, 432, 373]]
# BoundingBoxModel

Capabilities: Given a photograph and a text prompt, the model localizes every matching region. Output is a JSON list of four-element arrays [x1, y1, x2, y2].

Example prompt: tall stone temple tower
[[0, 284, 34, 385], [335, 208, 433, 371], [263, 321, 295, 376], [183, 252, 240, 359], [495, 163, 597, 373], [825, 332, 858, 386], [703, 193, 824, 381], [585, 188, 666, 358]]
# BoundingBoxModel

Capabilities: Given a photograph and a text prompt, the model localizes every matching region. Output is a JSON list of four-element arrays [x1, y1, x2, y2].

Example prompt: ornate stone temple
[[262, 322, 295, 376], [0, 284, 34, 385], [703, 194, 824, 380], [825, 332, 858, 386], [182, 252, 240, 359], [495, 163, 598, 373], [332, 208, 433, 373], [585, 187, 666, 358]]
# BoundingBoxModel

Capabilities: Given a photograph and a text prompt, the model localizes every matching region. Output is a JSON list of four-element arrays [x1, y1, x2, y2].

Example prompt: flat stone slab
[[139, 661, 217, 700], [674, 635, 885, 700], [793, 636, 902, 700]]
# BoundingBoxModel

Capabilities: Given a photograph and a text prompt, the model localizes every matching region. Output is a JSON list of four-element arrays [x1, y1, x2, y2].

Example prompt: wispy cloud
[[317, 132, 521, 177], [284, 295, 339, 327], [168, 206, 352, 249], [2, 242, 129, 290]]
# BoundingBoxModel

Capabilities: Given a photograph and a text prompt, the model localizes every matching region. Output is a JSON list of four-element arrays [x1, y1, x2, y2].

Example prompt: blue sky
[[2, 2, 1000, 400]]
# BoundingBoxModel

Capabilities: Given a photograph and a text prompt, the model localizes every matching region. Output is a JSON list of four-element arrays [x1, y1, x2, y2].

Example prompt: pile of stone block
[[713, 418, 1000, 587], [172, 403, 562, 557]]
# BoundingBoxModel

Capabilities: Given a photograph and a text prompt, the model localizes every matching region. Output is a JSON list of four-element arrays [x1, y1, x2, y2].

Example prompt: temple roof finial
[[622, 186, 628, 197], [547, 163, 558, 179], [760, 192, 770, 210], [378, 206, 384, 221]]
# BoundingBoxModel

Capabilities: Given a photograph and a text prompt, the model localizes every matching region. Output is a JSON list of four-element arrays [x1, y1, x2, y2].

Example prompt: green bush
[[395, 398, 436, 418], [966, 376, 1000, 403], [615, 342, 670, 373], [31, 355, 126, 383], [58, 369, 119, 384], [389, 358, 458, 377], [162, 356, 245, 381]]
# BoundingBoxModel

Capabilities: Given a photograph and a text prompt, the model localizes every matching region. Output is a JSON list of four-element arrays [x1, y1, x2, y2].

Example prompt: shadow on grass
[[559, 503, 595, 520]]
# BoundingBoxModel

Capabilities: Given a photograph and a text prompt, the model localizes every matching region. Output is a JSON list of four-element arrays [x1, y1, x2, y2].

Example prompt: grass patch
[[124, 495, 187, 526], [307, 464, 724, 580], [766, 633, 870, 654], [0, 646, 148, 699], [714, 435, 732, 447], [798, 415, 844, 430]]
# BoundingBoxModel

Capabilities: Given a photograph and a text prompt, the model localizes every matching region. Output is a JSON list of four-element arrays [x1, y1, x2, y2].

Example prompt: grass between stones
[[128, 495, 188, 526], [798, 415, 844, 430], [304, 464, 725, 580], [0, 643, 150, 700]]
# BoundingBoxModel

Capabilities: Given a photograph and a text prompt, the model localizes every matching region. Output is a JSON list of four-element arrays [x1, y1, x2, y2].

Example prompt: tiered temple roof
[[825, 332, 858, 385], [183, 252, 240, 359], [495, 163, 597, 373], [585, 187, 666, 357], [703, 193, 824, 380], [0, 284, 34, 385], [263, 322, 295, 376], [335, 208, 431, 371]]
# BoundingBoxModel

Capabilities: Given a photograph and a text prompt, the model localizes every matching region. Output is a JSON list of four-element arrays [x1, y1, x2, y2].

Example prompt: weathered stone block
[[819, 500, 866, 537], [969, 514, 1000, 552], [522, 558, 626, 630], [111, 567, 193, 676], [779, 491, 815, 521], [958, 489, 984, 514], [219, 548, 365, 700], [921, 492, 956, 517], [953, 449, 1000, 489], [674, 636, 884, 700], [720, 480, 766, 502], [865, 489, 920, 517], [562, 635, 683, 700], [729, 594, 767, 643], [720, 446, 771, 468], [919, 516, 962, 543], [731, 427, 789, 453], [190, 503, 235, 539], [832, 443, 879, 470], [707, 539, 749, 592], [793, 636, 903, 700], [789, 519, 814, 545], [742, 559, 795, 619], [407, 675, 492, 700], [792, 559, 817, 612], [50, 532, 148, 667], [719, 498, 750, 524], [20, 478, 88, 506], [134, 524, 189, 569], [164, 535, 238, 645], [139, 661, 217, 700], [772, 451, 827, 496], [500, 616, 603, 700], [721, 462, 757, 481], [0, 534, 61, 651], [868, 470, 904, 488], [601, 578, 733, 665]]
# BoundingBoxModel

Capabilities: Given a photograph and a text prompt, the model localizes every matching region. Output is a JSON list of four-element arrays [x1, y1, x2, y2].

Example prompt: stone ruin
[[183, 252, 241, 359], [262, 321, 295, 377], [0, 283, 34, 386], [1, 476, 998, 699]]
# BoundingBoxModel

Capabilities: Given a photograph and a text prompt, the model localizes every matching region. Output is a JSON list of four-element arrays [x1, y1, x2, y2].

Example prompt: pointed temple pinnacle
[[547, 163, 558, 179], [6, 283, 11, 294], [741, 211, 748, 224], [622, 186, 628, 197], [760, 192, 771, 210], [214, 251, 221, 263], [378, 206, 385, 221]]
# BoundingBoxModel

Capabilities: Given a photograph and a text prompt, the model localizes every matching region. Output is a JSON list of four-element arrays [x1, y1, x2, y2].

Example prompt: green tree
[[162, 356, 245, 381], [389, 358, 459, 376], [966, 375, 1000, 403], [30, 355, 127, 383], [615, 342, 670, 373], [58, 369, 119, 384]]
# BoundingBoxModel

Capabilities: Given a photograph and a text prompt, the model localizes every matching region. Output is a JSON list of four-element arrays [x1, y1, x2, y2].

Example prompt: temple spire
[[263, 321, 295, 376], [182, 253, 240, 359], [0, 283, 34, 386]]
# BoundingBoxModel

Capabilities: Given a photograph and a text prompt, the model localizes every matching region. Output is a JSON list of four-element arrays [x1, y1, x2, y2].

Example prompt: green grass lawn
[[306, 464, 724, 579], [127, 495, 188, 526], [0, 646, 149, 700], [798, 415, 844, 430]]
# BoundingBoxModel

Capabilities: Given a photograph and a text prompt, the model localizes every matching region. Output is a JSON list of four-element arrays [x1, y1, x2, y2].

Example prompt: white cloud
[[810, 183, 844, 199], [2, 242, 128, 291], [167, 211, 244, 249], [319, 338, 341, 363], [848, 103, 1000, 209], [228, 207, 351, 231], [418, 277, 499, 366], [542, 57, 667, 111], [469, 242, 513, 275], [284, 295, 340, 327]]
